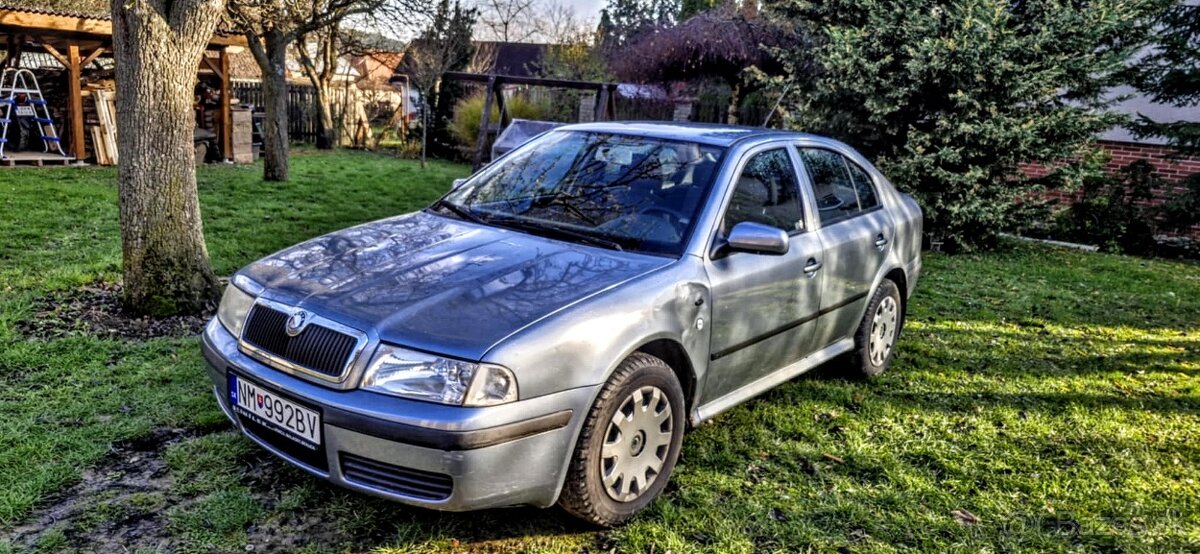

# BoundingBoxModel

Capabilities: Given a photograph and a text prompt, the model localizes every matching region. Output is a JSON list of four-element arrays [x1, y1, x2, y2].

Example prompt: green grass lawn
[[1, 150, 1198, 553]]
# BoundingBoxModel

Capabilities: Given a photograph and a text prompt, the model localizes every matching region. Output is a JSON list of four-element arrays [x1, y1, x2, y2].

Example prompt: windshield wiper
[[431, 199, 487, 225], [491, 217, 624, 252]]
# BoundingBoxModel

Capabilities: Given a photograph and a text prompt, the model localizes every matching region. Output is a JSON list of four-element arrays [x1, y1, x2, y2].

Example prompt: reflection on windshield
[[439, 131, 724, 256]]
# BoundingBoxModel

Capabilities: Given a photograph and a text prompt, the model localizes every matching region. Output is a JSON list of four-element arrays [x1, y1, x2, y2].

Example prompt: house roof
[[228, 49, 263, 81], [473, 41, 546, 78]]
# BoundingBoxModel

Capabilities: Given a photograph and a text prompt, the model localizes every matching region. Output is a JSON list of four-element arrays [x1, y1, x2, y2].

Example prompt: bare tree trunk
[[297, 29, 338, 150], [314, 86, 336, 149], [112, 0, 224, 316], [247, 30, 290, 181]]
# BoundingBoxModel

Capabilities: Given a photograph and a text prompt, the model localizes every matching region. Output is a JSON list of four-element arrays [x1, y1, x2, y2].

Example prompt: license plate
[[228, 374, 321, 449]]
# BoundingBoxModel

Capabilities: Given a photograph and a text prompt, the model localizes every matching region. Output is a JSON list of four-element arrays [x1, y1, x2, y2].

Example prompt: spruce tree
[[763, 0, 1167, 250]]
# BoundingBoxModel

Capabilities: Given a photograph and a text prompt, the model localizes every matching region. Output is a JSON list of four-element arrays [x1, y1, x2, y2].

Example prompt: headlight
[[217, 283, 256, 338], [361, 344, 518, 407]]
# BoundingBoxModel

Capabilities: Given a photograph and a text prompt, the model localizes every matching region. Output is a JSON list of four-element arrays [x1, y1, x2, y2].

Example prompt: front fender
[[483, 256, 711, 403]]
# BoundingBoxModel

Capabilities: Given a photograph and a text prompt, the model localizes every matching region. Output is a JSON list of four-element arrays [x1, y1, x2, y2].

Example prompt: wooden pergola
[[0, 7, 246, 163], [444, 71, 618, 171]]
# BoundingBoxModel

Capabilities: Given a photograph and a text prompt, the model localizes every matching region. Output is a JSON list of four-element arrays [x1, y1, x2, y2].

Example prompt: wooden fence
[[232, 82, 319, 143]]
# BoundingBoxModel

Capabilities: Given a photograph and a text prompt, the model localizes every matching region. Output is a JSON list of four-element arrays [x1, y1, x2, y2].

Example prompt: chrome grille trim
[[237, 298, 369, 385]]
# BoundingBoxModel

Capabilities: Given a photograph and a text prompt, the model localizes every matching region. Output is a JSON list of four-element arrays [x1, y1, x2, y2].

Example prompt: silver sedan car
[[202, 122, 922, 525]]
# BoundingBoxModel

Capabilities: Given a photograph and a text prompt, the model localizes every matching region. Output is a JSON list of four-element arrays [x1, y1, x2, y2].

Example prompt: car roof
[[555, 121, 824, 148]]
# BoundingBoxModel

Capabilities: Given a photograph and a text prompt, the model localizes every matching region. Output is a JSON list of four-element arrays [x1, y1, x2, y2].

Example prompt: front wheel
[[848, 279, 904, 378], [558, 353, 685, 526]]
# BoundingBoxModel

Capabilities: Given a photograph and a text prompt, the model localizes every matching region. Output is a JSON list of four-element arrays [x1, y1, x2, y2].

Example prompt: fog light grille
[[340, 452, 453, 501]]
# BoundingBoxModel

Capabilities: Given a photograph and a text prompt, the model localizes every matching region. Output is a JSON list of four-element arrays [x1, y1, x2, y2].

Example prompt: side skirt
[[690, 338, 854, 426]]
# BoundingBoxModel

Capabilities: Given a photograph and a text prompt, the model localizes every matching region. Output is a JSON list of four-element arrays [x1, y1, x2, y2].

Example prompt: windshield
[[435, 131, 725, 256]]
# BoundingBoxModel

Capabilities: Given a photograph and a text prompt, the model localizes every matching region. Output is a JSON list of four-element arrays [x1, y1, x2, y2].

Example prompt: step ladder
[[0, 68, 68, 159]]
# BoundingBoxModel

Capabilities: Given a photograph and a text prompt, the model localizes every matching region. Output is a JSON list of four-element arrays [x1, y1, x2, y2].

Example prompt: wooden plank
[[443, 71, 609, 91], [89, 125, 105, 165], [219, 48, 232, 160], [68, 44, 86, 160], [93, 90, 118, 165], [0, 12, 112, 37]]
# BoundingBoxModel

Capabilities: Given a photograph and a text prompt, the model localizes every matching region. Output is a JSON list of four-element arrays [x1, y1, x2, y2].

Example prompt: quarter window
[[845, 159, 880, 210], [799, 148, 881, 224], [723, 149, 804, 233]]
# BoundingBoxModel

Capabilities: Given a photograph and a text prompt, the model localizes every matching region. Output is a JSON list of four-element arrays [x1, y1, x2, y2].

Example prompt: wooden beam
[[6, 33, 24, 68], [80, 46, 105, 68], [67, 44, 85, 160], [595, 85, 611, 122], [443, 71, 610, 91], [199, 54, 224, 80], [39, 40, 69, 67], [219, 47, 232, 161], [494, 80, 510, 129], [0, 11, 246, 47], [472, 75, 496, 171]]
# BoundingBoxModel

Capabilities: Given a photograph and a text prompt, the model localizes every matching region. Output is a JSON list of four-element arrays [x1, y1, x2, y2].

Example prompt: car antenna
[[761, 84, 792, 128]]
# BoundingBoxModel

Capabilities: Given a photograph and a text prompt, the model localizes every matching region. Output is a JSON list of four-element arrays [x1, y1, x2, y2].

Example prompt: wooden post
[[594, 84, 610, 122], [472, 75, 496, 171], [67, 43, 85, 160], [494, 79, 511, 129], [219, 47, 232, 161]]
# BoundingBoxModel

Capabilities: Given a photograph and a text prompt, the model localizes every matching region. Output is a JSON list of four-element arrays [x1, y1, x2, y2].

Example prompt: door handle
[[874, 233, 889, 248], [803, 258, 823, 274]]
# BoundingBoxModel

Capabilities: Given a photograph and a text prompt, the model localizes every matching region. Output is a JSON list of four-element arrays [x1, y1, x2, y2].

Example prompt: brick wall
[[1026, 140, 1200, 238]]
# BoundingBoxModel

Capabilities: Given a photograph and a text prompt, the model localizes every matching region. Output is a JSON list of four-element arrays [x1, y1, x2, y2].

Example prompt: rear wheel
[[558, 353, 685, 526], [848, 279, 903, 378]]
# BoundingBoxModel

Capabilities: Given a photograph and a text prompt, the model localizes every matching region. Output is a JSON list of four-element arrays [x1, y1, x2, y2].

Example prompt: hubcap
[[869, 296, 899, 366], [601, 385, 673, 502]]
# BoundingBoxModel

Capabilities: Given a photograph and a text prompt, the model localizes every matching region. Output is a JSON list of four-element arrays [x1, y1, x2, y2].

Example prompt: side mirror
[[725, 222, 789, 255], [451, 178, 468, 190]]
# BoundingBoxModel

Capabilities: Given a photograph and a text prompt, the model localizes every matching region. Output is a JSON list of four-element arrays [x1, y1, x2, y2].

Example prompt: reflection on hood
[[241, 212, 671, 360]]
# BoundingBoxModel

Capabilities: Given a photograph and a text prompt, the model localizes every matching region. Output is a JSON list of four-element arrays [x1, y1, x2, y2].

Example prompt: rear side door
[[796, 146, 894, 348], [700, 145, 824, 405]]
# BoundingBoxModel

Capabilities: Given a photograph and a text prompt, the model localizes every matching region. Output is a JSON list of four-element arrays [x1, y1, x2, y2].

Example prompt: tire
[[848, 279, 904, 378], [558, 352, 686, 527]]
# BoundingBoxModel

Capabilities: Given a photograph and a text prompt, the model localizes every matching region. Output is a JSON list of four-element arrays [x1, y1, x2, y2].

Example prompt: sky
[[560, 0, 606, 23]]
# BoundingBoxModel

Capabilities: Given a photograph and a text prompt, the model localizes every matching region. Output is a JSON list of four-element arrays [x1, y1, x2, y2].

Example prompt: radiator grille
[[340, 452, 454, 501], [242, 304, 358, 378]]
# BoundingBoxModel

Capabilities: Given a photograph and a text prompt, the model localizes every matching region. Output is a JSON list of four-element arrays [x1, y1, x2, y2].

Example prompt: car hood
[[239, 211, 672, 361]]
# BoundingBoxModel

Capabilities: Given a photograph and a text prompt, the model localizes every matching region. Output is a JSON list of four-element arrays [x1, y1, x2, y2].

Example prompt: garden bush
[[1054, 162, 1200, 255]]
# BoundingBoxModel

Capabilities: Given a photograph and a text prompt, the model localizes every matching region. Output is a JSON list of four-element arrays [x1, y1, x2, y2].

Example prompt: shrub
[[1056, 160, 1161, 253], [448, 94, 549, 152], [1055, 162, 1200, 255]]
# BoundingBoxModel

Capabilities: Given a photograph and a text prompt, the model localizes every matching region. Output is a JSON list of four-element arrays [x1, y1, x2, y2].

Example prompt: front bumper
[[201, 319, 596, 511]]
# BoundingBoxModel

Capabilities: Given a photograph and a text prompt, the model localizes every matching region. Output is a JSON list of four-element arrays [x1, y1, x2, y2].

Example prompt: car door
[[796, 145, 895, 348], [700, 145, 824, 405]]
